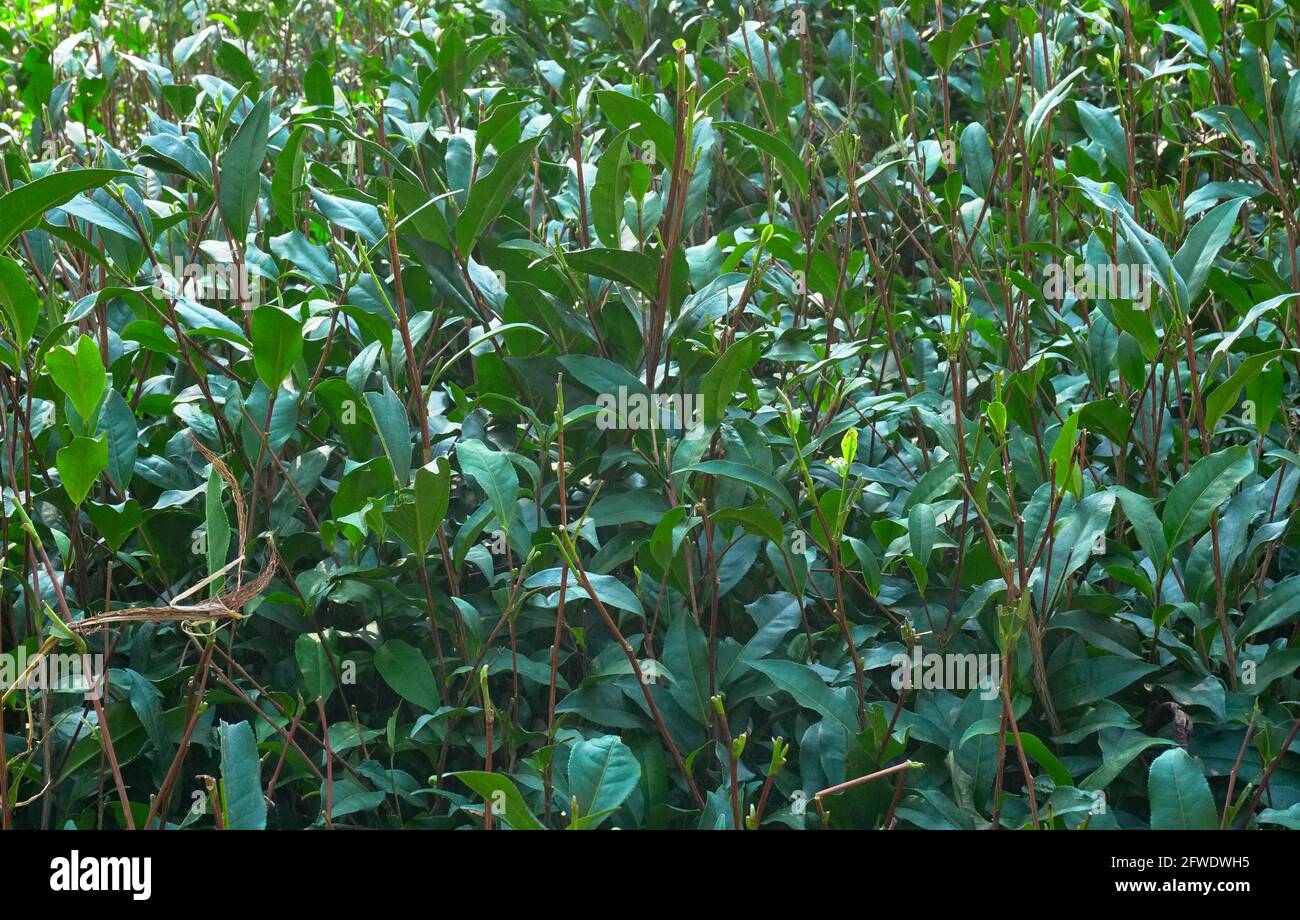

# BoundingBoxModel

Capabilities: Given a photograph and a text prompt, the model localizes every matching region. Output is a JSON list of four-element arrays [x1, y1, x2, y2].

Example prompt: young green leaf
[[45, 334, 107, 424], [385, 457, 452, 557], [56, 435, 108, 505]]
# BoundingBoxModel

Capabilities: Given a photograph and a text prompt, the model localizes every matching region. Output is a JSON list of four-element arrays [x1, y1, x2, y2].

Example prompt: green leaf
[[374, 639, 441, 711], [271, 125, 307, 224], [1285, 78, 1300, 148], [303, 59, 332, 106], [295, 633, 336, 703], [1081, 735, 1174, 791], [219, 719, 267, 830], [847, 536, 882, 594], [250, 306, 303, 390], [745, 658, 859, 734], [907, 502, 936, 564], [45, 334, 106, 424], [119, 669, 167, 755], [385, 457, 451, 557], [567, 735, 642, 828], [717, 121, 810, 196], [565, 248, 660, 303], [1078, 397, 1129, 447], [1075, 101, 1128, 173], [455, 135, 543, 253], [96, 389, 137, 491], [85, 499, 141, 551], [310, 190, 383, 245], [365, 380, 413, 487], [56, 435, 108, 505], [928, 14, 979, 69], [1161, 445, 1254, 553], [218, 91, 272, 238], [664, 614, 710, 725], [475, 97, 529, 158], [1015, 732, 1074, 787], [960, 123, 993, 197], [437, 26, 469, 99], [0, 256, 40, 345], [557, 354, 649, 402], [1258, 804, 1300, 829], [1042, 491, 1116, 605], [678, 460, 798, 518], [1240, 575, 1300, 637], [1204, 294, 1297, 381], [1026, 67, 1085, 146], [1049, 656, 1158, 711], [1114, 487, 1169, 569], [710, 506, 784, 546], [452, 771, 544, 830], [524, 568, 643, 616], [1148, 747, 1217, 830], [700, 333, 760, 426], [591, 130, 632, 249], [456, 438, 518, 530], [0, 168, 131, 251], [1204, 349, 1286, 435], [1246, 357, 1283, 435], [596, 90, 674, 169], [1172, 198, 1244, 303], [1048, 409, 1082, 496], [204, 465, 231, 596], [323, 774, 386, 819]]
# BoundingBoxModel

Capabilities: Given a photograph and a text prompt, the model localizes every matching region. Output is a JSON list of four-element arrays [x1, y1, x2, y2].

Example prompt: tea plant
[[0, 0, 1297, 830]]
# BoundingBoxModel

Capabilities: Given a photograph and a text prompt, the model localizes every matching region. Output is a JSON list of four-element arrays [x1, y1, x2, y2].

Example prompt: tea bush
[[0, 0, 1298, 830]]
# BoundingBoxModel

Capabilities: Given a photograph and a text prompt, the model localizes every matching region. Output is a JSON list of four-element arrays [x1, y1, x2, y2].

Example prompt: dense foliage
[[0, 0, 1298, 831]]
